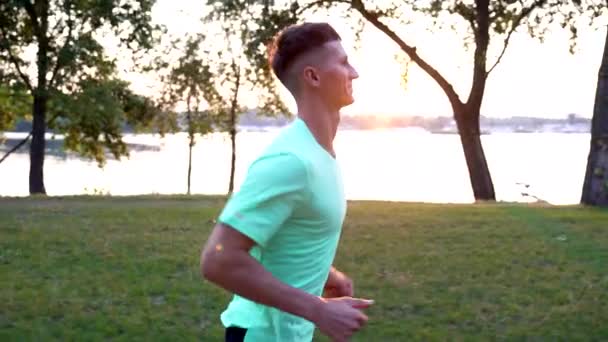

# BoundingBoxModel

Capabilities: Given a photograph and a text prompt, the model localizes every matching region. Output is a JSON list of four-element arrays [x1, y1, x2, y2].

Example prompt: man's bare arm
[[200, 223, 323, 322], [201, 223, 373, 340]]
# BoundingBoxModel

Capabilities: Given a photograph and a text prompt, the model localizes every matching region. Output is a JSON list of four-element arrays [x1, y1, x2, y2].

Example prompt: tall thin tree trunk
[[30, 0, 49, 195], [455, 108, 496, 201], [188, 131, 194, 196], [186, 94, 194, 195], [581, 27, 608, 206], [228, 59, 241, 195], [228, 127, 236, 194], [30, 95, 46, 194]]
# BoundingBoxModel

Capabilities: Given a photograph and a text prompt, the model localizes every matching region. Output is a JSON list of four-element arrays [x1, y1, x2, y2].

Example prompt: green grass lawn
[[1, 196, 607, 341]]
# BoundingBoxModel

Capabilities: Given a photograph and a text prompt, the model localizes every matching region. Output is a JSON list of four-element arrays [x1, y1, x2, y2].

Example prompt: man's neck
[[296, 100, 340, 157]]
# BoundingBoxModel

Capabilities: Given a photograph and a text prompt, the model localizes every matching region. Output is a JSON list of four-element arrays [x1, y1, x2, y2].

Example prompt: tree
[[214, 24, 248, 195], [581, 25, 608, 206], [224, 51, 243, 195], [0, 0, 162, 194], [158, 35, 220, 195], [204, 9, 294, 194], [211, 0, 606, 201]]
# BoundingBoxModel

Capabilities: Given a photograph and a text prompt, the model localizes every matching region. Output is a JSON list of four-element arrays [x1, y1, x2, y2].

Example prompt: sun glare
[[142, 0, 604, 119]]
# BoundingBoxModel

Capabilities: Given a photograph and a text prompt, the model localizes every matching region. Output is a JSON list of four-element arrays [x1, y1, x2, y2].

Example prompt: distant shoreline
[[4, 112, 591, 135]]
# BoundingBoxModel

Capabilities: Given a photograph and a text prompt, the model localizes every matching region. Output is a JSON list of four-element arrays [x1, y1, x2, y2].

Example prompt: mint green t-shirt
[[217, 118, 347, 341]]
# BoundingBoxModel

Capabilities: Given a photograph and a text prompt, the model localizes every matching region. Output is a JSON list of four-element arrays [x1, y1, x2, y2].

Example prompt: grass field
[[1, 196, 607, 341]]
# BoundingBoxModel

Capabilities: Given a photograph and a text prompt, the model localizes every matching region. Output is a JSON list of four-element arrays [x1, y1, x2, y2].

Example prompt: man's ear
[[303, 66, 320, 87]]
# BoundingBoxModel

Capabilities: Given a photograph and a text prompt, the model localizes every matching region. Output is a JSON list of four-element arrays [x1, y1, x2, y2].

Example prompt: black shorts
[[225, 326, 248, 342]]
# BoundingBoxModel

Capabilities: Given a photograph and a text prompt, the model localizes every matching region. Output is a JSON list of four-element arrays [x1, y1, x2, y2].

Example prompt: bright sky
[[136, 0, 607, 119]]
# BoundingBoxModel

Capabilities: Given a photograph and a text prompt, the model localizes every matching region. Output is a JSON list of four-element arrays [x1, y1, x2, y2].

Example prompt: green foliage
[[0, 0, 160, 90], [210, 0, 607, 83], [207, 1, 299, 116], [0, 84, 31, 133], [157, 34, 221, 138], [211, 22, 251, 130], [416, 0, 607, 52], [120, 86, 175, 136], [0, 0, 165, 166], [154, 10, 294, 138], [48, 78, 164, 166]]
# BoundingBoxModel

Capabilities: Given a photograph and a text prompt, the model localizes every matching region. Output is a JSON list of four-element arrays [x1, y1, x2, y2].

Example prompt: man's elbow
[[200, 248, 221, 282]]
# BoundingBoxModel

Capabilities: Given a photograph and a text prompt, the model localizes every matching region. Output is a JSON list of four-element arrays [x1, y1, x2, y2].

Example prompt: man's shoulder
[[260, 125, 311, 165], [248, 149, 310, 187]]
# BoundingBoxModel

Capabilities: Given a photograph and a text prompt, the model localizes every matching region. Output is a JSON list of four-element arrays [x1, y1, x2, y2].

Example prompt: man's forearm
[[202, 250, 323, 322]]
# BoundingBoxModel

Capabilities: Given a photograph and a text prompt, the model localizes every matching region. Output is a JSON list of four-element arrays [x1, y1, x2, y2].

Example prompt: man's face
[[314, 41, 359, 109]]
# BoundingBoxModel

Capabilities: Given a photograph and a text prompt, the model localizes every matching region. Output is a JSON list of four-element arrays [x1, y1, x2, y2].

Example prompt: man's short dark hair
[[268, 22, 341, 91]]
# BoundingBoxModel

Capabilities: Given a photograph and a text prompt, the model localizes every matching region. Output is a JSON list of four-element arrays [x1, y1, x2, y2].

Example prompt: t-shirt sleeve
[[218, 152, 309, 247]]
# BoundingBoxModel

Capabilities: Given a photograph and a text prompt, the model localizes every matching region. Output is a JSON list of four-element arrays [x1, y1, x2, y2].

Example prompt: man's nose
[[350, 66, 359, 80]]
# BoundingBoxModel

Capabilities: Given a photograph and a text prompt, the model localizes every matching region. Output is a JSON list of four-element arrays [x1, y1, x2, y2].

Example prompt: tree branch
[[486, 26, 515, 76], [296, 0, 350, 15], [18, 0, 41, 37], [0, 26, 34, 92], [487, 0, 548, 77], [0, 111, 61, 164], [350, 0, 463, 109], [0, 132, 31, 164]]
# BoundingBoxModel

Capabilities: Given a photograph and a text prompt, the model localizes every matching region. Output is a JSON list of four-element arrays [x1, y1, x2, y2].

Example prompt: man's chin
[[334, 95, 355, 110], [343, 96, 355, 107]]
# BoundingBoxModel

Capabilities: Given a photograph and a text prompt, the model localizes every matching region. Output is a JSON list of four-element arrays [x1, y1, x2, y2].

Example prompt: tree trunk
[[228, 59, 241, 195], [452, 0, 495, 202], [228, 126, 236, 194], [29, 95, 47, 194], [581, 27, 608, 206], [455, 108, 496, 201], [186, 106, 193, 195], [29, 1, 49, 195], [187, 132, 194, 196]]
